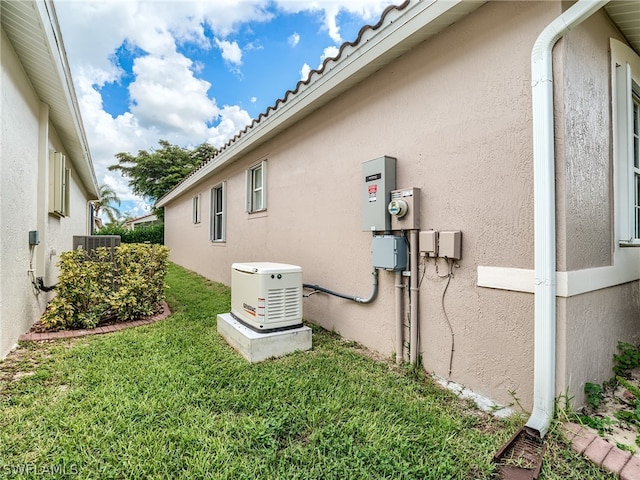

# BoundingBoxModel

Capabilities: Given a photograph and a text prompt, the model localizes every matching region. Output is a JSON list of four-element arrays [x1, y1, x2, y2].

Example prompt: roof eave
[[604, 1, 640, 56]]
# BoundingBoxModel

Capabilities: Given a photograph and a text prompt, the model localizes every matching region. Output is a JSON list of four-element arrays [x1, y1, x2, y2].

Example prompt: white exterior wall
[[0, 26, 94, 359], [1, 28, 45, 358]]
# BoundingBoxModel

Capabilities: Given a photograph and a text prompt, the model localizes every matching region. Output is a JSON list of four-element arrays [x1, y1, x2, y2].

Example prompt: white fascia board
[[157, 0, 485, 207]]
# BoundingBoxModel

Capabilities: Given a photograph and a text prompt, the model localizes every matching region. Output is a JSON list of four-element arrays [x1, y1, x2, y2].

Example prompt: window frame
[[210, 183, 225, 242], [192, 193, 201, 225], [612, 39, 640, 246], [632, 90, 640, 239], [246, 160, 267, 213], [49, 151, 70, 217]]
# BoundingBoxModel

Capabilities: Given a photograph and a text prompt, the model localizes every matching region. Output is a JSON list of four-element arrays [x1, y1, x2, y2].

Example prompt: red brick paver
[[603, 446, 633, 473], [19, 302, 170, 342], [584, 436, 614, 465], [570, 427, 596, 454], [562, 422, 637, 478], [561, 421, 583, 440], [620, 455, 640, 480]]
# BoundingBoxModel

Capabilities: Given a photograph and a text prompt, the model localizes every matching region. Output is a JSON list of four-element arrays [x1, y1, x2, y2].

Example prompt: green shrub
[[584, 382, 604, 409], [41, 244, 169, 330], [614, 342, 640, 376], [96, 224, 164, 244]]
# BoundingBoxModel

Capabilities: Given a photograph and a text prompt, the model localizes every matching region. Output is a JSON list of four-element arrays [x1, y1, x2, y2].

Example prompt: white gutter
[[526, 0, 609, 440]]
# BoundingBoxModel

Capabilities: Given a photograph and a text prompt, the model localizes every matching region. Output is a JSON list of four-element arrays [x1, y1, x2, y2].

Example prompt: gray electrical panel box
[[372, 235, 406, 271], [362, 156, 396, 232], [29, 230, 39, 245]]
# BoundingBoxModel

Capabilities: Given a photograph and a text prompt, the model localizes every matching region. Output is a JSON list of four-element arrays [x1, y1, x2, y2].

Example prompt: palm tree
[[93, 183, 121, 226]]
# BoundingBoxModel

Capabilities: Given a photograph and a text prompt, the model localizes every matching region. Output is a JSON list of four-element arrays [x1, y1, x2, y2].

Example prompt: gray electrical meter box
[[362, 156, 396, 232], [372, 235, 406, 271]]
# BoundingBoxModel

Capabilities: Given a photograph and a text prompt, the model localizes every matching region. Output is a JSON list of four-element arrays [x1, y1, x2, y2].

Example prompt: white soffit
[[605, 1, 640, 55]]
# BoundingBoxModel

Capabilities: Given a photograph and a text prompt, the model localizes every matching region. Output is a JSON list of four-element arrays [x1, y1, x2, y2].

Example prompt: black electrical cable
[[418, 256, 428, 288], [440, 258, 455, 377], [303, 269, 378, 304], [36, 277, 58, 292]]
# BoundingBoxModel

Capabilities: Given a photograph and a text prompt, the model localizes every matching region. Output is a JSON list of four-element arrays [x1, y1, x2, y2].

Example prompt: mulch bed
[[19, 302, 171, 342]]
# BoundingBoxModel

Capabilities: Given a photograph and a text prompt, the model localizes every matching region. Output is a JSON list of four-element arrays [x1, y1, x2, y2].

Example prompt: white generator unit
[[231, 262, 303, 332]]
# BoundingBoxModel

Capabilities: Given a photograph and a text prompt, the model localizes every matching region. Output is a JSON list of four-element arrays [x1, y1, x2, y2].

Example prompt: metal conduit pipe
[[303, 269, 379, 304], [526, 0, 609, 440], [395, 271, 404, 364], [409, 229, 419, 365]]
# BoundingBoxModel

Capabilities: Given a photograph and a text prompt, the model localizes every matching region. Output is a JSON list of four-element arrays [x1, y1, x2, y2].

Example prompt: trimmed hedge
[[96, 224, 164, 244], [41, 244, 169, 330]]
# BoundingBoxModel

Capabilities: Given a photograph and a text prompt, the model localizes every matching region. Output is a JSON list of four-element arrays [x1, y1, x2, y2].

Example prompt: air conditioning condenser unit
[[231, 262, 303, 332], [73, 235, 121, 252]]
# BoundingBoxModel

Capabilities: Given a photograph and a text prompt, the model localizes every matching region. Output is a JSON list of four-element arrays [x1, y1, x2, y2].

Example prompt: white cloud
[[129, 53, 219, 136], [324, 5, 342, 43], [275, 1, 395, 44], [300, 63, 311, 81], [250, 97, 257, 103], [54, 0, 397, 208], [207, 105, 252, 147], [288, 32, 300, 47], [321, 46, 340, 62], [215, 38, 243, 66], [300, 45, 340, 80]]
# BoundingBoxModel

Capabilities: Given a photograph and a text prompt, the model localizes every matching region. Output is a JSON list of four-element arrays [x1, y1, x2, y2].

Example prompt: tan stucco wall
[[556, 10, 620, 272], [551, 9, 640, 407], [163, 2, 639, 409], [0, 27, 92, 359], [164, 1, 557, 409], [558, 283, 640, 407]]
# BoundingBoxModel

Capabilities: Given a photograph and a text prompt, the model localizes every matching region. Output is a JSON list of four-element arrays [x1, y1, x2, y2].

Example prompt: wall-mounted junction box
[[372, 235, 406, 271], [419, 230, 437, 257], [389, 187, 420, 230], [438, 231, 462, 260], [29, 230, 40, 246], [362, 156, 396, 232]]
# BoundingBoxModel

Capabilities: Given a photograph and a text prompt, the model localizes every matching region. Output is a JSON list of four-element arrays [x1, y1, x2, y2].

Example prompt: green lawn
[[0, 263, 614, 479]]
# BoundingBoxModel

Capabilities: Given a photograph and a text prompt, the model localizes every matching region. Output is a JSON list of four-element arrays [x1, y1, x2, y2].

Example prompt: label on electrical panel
[[368, 184, 378, 202], [365, 173, 381, 182]]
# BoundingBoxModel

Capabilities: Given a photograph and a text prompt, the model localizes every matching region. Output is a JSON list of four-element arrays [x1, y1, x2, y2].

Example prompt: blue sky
[[54, 0, 398, 219]]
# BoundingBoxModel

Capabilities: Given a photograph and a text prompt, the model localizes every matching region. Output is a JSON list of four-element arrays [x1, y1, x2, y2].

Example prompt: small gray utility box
[[371, 235, 406, 271]]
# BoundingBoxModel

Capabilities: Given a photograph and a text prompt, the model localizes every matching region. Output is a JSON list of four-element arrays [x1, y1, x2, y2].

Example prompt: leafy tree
[[93, 183, 121, 224], [109, 140, 216, 209]]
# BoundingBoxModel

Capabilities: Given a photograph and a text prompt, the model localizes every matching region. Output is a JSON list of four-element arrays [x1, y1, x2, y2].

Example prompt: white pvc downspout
[[526, 0, 609, 439], [395, 271, 404, 364], [409, 229, 420, 365]]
